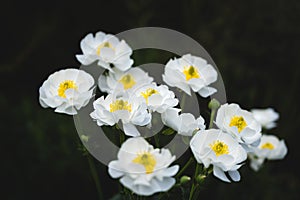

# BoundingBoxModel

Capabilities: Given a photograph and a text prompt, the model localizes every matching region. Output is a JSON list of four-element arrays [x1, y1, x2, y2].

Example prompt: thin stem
[[74, 115, 103, 200], [209, 109, 216, 129], [175, 157, 194, 178], [180, 91, 187, 112], [189, 163, 200, 200], [87, 154, 104, 200], [120, 131, 125, 145]]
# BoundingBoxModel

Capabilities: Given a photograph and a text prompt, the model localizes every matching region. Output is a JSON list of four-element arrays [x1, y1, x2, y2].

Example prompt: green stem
[[120, 131, 125, 146], [175, 157, 194, 178], [87, 154, 104, 200], [209, 109, 216, 129], [180, 91, 187, 112], [189, 163, 200, 200]]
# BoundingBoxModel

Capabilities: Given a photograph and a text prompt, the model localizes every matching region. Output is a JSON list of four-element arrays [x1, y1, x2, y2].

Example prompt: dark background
[[1, 0, 299, 199]]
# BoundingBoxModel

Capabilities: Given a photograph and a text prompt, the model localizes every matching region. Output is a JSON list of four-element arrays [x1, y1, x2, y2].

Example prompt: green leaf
[[162, 128, 175, 135]]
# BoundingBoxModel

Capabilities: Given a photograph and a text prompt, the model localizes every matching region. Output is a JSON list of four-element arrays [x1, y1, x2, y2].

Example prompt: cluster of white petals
[[248, 134, 287, 171], [251, 108, 279, 129], [76, 31, 133, 72], [108, 137, 179, 196], [98, 67, 153, 94], [216, 103, 262, 148], [163, 54, 217, 97], [190, 129, 247, 182], [38, 30, 289, 196], [131, 83, 179, 113], [161, 108, 205, 136], [90, 93, 151, 137], [39, 68, 94, 115]]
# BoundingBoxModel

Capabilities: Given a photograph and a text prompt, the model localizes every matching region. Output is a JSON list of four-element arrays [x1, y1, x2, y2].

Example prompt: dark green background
[[1, 0, 299, 199]]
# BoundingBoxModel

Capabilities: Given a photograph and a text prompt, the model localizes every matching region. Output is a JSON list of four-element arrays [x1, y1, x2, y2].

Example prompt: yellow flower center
[[229, 116, 247, 133], [57, 80, 77, 98], [183, 66, 200, 81], [109, 100, 132, 112], [210, 140, 229, 157], [140, 88, 159, 104], [96, 42, 114, 56], [261, 142, 274, 150], [119, 74, 136, 89], [132, 152, 157, 174]]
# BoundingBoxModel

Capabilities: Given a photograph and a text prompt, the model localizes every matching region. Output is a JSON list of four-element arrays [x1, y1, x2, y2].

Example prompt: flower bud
[[196, 174, 206, 183], [180, 175, 191, 184], [208, 98, 220, 110], [80, 134, 89, 142]]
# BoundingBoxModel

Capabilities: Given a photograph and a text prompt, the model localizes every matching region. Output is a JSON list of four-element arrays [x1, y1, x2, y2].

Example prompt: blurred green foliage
[[1, 0, 299, 199]]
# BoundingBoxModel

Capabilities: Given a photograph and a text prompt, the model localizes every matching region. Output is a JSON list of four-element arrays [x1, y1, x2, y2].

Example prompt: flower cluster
[[39, 31, 288, 198]]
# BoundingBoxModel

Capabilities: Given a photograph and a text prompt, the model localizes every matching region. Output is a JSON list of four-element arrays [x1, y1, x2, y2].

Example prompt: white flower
[[215, 103, 262, 147], [161, 108, 205, 136], [251, 108, 279, 129], [108, 137, 179, 196], [162, 54, 217, 97], [76, 31, 133, 72], [90, 93, 151, 137], [39, 68, 94, 115], [190, 129, 247, 182], [98, 67, 153, 94], [249, 134, 287, 171], [131, 83, 179, 113]]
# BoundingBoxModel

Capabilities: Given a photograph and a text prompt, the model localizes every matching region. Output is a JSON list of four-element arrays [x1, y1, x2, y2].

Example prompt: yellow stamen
[[140, 88, 159, 104], [132, 152, 156, 174], [119, 74, 136, 89], [109, 100, 132, 112], [261, 142, 274, 150], [210, 140, 229, 157], [57, 80, 77, 98], [183, 66, 200, 81], [229, 116, 247, 133], [96, 42, 114, 56]]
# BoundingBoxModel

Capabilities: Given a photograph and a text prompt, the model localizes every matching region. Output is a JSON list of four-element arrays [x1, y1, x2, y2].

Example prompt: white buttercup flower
[[249, 134, 287, 171], [190, 129, 247, 182], [76, 31, 133, 72], [161, 108, 205, 136], [39, 68, 94, 115], [163, 54, 218, 97], [98, 67, 153, 94], [131, 83, 179, 113], [90, 93, 151, 137], [215, 103, 262, 147], [108, 137, 179, 196], [251, 108, 279, 129]]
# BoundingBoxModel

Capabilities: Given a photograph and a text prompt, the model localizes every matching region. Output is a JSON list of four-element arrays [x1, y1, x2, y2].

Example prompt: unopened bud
[[208, 98, 220, 110], [180, 175, 191, 184], [196, 174, 206, 183], [80, 134, 89, 142]]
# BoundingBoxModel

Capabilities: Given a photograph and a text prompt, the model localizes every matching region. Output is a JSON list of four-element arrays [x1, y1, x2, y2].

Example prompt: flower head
[[131, 83, 179, 113], [163, 54, 218, 97], [248, 134, 287, 171], [190, 129, 247, 182], [251, 108, 279, 129], [90, 93, 151, 137], [76, 31, 133, 72], [161, 108, 205, 136], [108, 137, 179, 196], [216, 103, 262, 147], [98, 68, 153, 94], [39, 68, 94, 115]]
